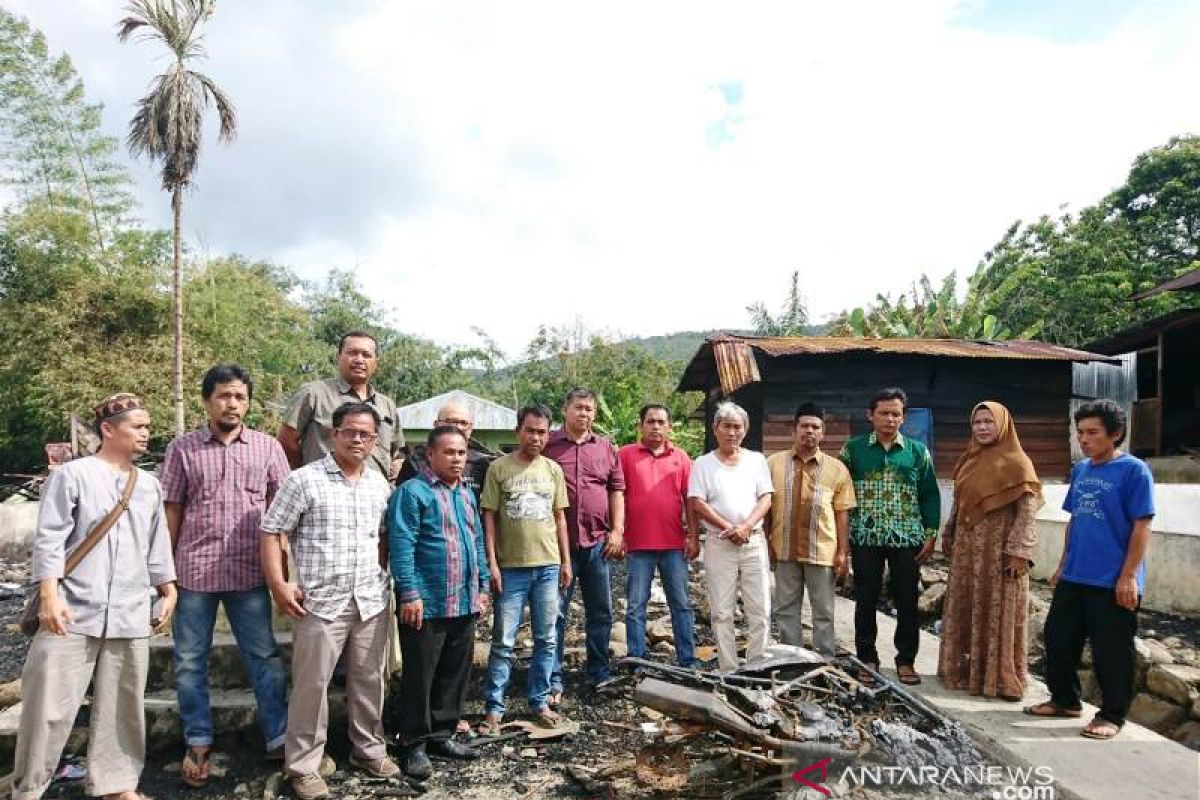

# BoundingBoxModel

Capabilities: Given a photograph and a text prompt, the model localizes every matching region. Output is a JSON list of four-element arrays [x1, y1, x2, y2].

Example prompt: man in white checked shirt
[[261, 402, 400, 800]]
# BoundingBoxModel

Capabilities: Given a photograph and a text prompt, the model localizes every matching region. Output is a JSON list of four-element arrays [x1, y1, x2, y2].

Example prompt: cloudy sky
[[9, 0, 1200, 355]]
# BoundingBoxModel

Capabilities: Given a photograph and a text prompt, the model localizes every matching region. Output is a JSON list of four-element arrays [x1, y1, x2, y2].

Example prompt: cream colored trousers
[[703, 533, 771, 673], [13, 632, 149, 800]]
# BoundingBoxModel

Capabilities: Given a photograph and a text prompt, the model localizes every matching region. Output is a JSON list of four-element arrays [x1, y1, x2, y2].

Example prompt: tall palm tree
[[118, 0, 236, 436]]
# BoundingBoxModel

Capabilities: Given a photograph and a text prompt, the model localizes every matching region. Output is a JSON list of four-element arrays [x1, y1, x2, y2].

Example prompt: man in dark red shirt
[[544, 388, 625, 701], [618, 404, 699, 667]]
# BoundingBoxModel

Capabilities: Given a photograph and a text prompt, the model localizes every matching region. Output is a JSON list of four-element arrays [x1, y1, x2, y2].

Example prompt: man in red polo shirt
[[545, 388, 625, 701], [618, 404, 699, 667]]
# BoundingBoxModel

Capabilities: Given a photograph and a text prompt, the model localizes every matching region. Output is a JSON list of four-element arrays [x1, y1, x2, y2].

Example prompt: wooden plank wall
[[750, 355, 1075, 479]]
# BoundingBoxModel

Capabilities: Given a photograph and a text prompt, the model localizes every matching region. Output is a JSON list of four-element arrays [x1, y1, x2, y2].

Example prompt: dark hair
[[517, 403, 553, 428], [337, 330, 379, 355], [1074, 400, 1127, 446], [427, 424, 467, 448], [869, 387, 908, 412], [793, 402, 825, 423], [332, 401, 380, 429], [564, 387, 596, 407], [639, 403, 671, 422], [201, 363, 254, 401]]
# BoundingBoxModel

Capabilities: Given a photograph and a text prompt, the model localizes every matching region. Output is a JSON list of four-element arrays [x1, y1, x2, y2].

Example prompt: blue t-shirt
[[1061, 453, 1155, 592]]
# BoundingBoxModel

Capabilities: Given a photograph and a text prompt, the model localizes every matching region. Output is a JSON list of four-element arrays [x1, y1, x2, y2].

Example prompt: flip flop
[[476, 715, 503, 737], [1022, 701, 1082, 719], [181, 746, 210, 788], [1080, 718, 1122, 740], [533, 707, 567, 729]]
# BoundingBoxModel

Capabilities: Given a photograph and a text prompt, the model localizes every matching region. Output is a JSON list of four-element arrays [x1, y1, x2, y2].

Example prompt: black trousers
[[1044, 580, 1138, 726], [397, 614, 476, 746], [851, 544, 921, 667]]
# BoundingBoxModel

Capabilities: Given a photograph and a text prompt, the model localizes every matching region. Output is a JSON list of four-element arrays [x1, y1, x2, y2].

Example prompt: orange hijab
[[952, 401, 1043, 527]]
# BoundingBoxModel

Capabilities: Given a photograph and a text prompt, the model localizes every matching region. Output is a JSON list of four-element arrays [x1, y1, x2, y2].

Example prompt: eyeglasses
[[336, 429, 378, 442]]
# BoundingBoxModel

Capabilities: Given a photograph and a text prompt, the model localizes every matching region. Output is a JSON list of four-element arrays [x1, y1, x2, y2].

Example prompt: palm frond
[[191, 69, 237, 142]]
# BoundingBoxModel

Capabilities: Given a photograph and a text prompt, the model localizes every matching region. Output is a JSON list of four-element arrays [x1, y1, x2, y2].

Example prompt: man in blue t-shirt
[[1025, 400, 1154, 740]]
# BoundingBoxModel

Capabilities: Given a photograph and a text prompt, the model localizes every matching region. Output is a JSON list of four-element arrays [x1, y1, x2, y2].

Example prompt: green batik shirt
[[838, 432, 940, 548]]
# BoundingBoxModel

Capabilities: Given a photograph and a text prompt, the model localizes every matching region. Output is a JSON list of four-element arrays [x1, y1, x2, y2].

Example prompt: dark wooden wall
[[701, 354, 1074, 479]]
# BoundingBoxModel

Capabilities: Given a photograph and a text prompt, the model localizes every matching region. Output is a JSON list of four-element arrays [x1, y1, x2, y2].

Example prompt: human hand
[[1049, 568, 1061, 588], [39, 590, 72, 636], [685, 535, 700, 561], [1114, 575, 1139, 610], [490, 569, 503, 595], [152, 589, 177, 634], [559, 562, 573, 590], [1003, 555, 1029, 579], [478, 592, 491, 617], [916, 538, 937, 564], [271, 582, 306, 618], [603, 531, 626, 560], [833, 548, 849, 579], [400, 598, 424, 629]]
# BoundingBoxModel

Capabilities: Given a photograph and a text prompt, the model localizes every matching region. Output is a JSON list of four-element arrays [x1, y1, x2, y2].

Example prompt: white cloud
[[9, 0, 1200, 355]]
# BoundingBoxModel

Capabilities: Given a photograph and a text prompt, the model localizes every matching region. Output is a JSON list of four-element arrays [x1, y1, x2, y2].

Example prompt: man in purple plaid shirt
[[160, 364, 291, 788]]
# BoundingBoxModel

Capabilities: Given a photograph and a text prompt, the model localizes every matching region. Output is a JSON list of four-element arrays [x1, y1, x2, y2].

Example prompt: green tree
[[119, 0, 237, 436], [0, 9, 136, 256], [747, 270, 809, 335]]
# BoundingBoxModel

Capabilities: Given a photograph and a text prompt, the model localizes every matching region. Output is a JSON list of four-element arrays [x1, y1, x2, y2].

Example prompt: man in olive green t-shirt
[[479, 405, 571, 731]]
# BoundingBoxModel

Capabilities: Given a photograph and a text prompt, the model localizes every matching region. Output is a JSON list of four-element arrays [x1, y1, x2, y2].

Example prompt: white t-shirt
[[687, 449, 773, 534]]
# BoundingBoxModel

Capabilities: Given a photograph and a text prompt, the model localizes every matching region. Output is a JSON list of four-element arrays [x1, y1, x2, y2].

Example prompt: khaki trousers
[[285, 600, 389, 777], [773, 561, 837, 656], [703, 533, 771, 673], [13, 632, 149, 800]]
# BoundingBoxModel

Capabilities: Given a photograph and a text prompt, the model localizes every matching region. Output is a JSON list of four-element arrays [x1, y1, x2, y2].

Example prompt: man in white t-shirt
[[687, 401, 773, 672]]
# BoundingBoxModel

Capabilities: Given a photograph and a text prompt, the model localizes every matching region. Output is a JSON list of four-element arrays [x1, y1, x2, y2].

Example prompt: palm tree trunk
[[172, 186, 185, 437]]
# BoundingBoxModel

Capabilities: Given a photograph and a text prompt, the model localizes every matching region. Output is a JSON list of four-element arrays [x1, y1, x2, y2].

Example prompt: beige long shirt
[[33, 456, 176, 638]]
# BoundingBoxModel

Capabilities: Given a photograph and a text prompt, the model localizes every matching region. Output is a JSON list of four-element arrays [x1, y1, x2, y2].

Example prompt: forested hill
[[620, 326, 827, 362]]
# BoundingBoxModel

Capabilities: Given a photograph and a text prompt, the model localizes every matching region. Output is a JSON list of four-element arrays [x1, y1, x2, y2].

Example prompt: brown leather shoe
[[291, 774, 330, 800]]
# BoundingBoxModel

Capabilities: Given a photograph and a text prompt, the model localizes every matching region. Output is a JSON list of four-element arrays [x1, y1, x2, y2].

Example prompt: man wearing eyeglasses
[[397, 398, 497, 504], [262, 402, 400, 800]]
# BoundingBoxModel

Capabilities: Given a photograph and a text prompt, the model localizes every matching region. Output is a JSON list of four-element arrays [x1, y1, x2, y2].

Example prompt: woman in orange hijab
[[938, 401, 1043, 700]]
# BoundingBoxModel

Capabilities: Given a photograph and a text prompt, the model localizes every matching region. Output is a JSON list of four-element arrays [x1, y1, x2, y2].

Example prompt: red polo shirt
[[618, 441, 692, 551]]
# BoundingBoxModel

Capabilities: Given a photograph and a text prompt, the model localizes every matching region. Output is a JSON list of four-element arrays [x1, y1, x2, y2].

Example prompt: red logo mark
[[791, 757, 832, 796]]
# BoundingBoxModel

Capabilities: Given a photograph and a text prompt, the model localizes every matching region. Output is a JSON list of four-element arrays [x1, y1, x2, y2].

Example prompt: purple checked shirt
[[544, 429, 625, 549], [160, 426, 291, 592]]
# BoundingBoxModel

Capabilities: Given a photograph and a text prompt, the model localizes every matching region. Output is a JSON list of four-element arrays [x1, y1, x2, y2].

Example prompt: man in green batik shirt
[[839, 387, 940, 687]]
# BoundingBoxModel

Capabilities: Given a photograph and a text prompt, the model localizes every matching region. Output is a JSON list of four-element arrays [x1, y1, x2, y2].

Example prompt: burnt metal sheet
[[736, 643, 826, 676]]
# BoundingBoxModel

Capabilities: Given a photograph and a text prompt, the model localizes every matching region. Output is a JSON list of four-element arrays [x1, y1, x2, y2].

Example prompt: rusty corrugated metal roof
[[678, 334, 1116, 394], [728, 335, 1110, 361]]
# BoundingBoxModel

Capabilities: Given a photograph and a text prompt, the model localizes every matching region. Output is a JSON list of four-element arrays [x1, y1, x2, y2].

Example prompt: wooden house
[[1080, 268, 1200, 457], [677, 335, 1115, 479]]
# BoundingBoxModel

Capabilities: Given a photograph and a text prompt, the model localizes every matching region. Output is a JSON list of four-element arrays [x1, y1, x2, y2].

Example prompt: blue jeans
[[551, 542, 613, 692], [626, 549, 698, 666], [173, 586, 288, 749], [483, 566, 559, 715]]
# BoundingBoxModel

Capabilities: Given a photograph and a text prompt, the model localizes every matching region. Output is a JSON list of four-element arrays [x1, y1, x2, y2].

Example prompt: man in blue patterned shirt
[[388, 426, 491, 779], [839, 387, 940, 686]]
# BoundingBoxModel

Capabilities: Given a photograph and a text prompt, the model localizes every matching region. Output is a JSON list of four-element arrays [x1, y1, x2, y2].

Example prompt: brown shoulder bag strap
[[62, 466, 139, 577]]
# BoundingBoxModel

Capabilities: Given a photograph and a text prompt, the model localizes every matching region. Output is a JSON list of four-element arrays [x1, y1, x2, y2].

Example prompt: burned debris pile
[[565, 645, 982, 799]]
